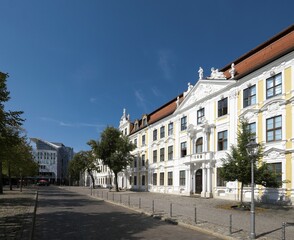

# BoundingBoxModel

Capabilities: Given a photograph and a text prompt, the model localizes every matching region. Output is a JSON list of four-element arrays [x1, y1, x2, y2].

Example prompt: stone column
[[201, 163, 207, 198], [206, 163, 213, 198]]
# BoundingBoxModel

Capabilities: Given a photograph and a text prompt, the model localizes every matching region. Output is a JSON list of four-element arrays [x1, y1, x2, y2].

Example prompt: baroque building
[[119, 25, 294, 203]]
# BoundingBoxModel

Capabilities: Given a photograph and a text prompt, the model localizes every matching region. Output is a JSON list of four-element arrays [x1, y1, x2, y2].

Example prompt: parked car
[[37, 179, 50, 186]]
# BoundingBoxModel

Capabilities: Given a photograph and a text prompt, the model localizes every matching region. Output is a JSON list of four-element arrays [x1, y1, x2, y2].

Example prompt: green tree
[[88, 126, 135, 192], [68, 151, 99, 188], [220, 119, 280, 205], [0, 72, 24, 194]]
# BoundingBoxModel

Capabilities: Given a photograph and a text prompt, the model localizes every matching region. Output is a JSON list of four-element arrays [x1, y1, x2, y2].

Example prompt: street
[[34, 186, 220, 240]]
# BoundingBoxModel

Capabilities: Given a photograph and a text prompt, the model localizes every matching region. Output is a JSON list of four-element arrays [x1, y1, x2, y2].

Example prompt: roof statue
[[198, 67, 203, 80], [229, 63, 235, 79], [208, 67, 226, 80]]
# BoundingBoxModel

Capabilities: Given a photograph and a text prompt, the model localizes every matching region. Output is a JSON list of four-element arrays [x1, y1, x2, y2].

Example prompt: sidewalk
[[0, 187, 36, 240], [62, 186, 294, 240]]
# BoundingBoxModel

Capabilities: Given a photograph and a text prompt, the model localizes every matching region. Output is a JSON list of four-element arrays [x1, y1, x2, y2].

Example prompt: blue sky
[[1, 0, 293, 152]]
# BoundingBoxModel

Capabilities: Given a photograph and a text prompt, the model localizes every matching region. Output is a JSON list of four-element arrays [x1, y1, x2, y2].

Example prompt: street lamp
[[246, 140, 259, 239]]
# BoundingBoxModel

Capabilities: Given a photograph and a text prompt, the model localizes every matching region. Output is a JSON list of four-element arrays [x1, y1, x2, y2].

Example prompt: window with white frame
[[160, 148, 164, 162], [266, 73, 282, 99], [179, 170, 185, 186], [181, 142, 187, 157], [153, 150, 157, 163], [266, 115, 282, 142], [181, 116, 187, 131], [153, 173, 157, 185], [168, 146, 173, 160], [160, 126, 165, 138], [160, 172, 164, 185], [141, 154, 145, 167], [153, 129, 157, 141], [168, 172, 173, 185], [196, 137, 203, 153], [218, 97, 228, 117], [218, 130, 228, 151], [243, 85, 256, 107], [142, 175, 145, 186], [168, 122, 173, 136], [197, 108, 205, 124], [142, 135, 146, 145], [268, 162, 282, 185]]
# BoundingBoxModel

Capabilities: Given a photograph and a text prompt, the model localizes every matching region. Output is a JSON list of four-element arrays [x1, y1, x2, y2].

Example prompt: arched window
[[196, 137, 203, 153]]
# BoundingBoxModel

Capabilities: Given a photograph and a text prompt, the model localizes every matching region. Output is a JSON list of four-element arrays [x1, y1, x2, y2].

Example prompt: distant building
[[30, 138, 74, 184]]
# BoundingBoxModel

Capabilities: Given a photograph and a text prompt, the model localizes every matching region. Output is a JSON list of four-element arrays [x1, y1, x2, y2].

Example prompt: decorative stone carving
[[267, 102, 280, 112], [229, 63, 235, 79], [268, 151, 280, 159], [198, 67, 203, 80], [208, 67, 226, 80]]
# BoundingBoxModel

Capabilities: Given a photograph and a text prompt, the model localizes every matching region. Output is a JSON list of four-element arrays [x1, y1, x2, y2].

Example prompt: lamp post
[[246, 140, 259, 240]]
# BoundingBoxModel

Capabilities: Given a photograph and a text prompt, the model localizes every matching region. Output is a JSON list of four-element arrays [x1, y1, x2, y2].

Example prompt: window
[[160, 172, 164, 185], [160, 148, 165, 162], [153, 129, 157, 141], [181, 142, 187, 157], [135, 122, 139, 130], [179, 170, 185, 186], [168, 146, 173, 160], [196, 137, 203, 153], [134, 176, 137, 186], [217, 168, 226, 186], [266, 73, 282, 99], [248, 122, 256, 141], [160, 126, 165, 138], [141, 154, 145, 167], [142, 175, 146, 186], [218, 130, 228, 150], [218, 97, 228, 117], [168, 172, 173, 185], [124, 128, 127, 135], [197, 108, 205, 124], [142, 135, 146, 145], [243, 85, 256, 108], [266, 115, 282, 142], [181, 116, 187, 131], [168, 122, 173, 136], [134, 139, 137, 147], [268, 163, 282, 185], [153, 150, 157, 163], [134, 157, 137, 168], [153, 173, 157, 185], [143, 118, 147, 126]]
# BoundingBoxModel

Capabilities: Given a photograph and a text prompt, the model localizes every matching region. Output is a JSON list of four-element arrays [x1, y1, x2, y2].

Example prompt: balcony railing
[[185, 152, 214, 163]]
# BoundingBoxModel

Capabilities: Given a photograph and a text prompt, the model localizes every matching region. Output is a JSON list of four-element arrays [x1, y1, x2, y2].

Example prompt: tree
[[88, 126, 135, 192], [67, 151, 99, 188], [0, 72, 24, 194], [220, 119, 280, 206]]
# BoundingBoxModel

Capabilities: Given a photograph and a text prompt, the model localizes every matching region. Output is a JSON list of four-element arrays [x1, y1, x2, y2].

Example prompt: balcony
[[185, 152, 214, 164]]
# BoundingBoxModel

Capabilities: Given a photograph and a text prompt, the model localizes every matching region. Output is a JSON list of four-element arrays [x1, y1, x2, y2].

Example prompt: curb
[[29, 191, 38, 240]]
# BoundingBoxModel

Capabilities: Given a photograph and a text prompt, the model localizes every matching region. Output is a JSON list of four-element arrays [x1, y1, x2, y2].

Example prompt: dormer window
[[142, 115, 148, 127], [134, 121, 139, 130]]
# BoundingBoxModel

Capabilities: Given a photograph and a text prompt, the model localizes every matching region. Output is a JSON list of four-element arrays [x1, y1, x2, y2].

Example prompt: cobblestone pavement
[[62, 187, 294, 240], [0, 187, 36, 240]]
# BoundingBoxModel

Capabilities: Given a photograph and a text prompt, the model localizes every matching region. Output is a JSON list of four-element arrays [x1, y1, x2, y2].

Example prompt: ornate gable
[[175, 80, 235, 112]]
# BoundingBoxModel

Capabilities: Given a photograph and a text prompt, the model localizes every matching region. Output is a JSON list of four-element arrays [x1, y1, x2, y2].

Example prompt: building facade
[[31, 138, 74, 184], [118, 25, 294, 203]]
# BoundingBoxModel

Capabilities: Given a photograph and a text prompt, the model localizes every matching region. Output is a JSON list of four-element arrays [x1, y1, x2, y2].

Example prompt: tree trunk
[[0, 158, 3, 194], [240, 182, 244, 206], [114, 172, 119, 192], [88, 170, 95, 189], [8, 160, 12, 191]]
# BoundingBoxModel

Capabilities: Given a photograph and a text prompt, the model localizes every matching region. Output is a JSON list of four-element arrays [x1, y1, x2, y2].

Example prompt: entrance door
[[195, 169, 202, 194]]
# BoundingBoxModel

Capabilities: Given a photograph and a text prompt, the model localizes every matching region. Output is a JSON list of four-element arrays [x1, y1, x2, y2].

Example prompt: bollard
[[128, 195, 130, 206], [229, 214, 232, 234], [194, 207, 197, 224], [152, 200, 155, 213], [282, 222, 286, 240], [170, 203, 172, 217], [139, 198, 141, 209]]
